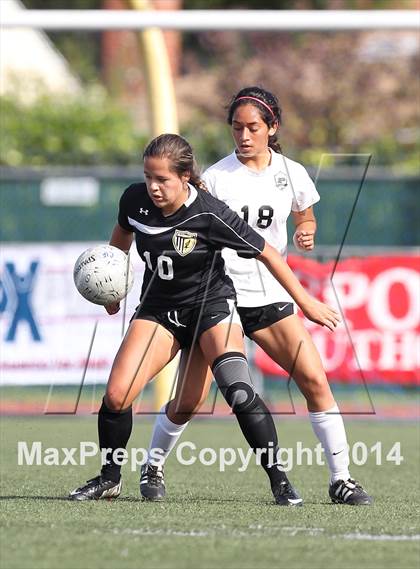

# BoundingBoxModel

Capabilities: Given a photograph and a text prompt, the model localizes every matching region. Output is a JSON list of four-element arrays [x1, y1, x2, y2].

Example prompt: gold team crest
[[172, 229, 197, 256]]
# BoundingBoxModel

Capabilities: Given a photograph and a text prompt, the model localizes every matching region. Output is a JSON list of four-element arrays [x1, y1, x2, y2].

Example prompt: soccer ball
[[73, 245, 134, 306]]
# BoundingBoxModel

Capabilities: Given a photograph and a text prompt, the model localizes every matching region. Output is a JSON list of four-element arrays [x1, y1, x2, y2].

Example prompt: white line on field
[[93, 528, 208, 537], [282, 526, 325, 536], [93, 528, 420, 541], [341, 533, 420, 542]]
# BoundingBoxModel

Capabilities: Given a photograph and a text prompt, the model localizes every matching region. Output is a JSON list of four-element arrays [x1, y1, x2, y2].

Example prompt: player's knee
[[104, 389, 131, 412], [211, 352, 256, 413], [225, 381, 256, 413]]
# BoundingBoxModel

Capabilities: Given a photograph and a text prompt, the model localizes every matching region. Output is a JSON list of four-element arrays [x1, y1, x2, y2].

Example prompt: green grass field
[[1, 415, 419, 569]]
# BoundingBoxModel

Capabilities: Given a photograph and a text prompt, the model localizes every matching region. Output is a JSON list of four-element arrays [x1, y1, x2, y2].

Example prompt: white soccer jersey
[[202, 149, 320, 307]]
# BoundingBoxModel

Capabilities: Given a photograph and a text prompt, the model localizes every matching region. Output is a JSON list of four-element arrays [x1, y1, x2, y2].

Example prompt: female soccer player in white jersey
[[69, 133, 340, 504], [142, 88, 372, 506]]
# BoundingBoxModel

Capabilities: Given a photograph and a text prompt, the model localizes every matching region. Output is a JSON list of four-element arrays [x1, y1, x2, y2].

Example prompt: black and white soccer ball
[[73, 245, 134, 306]]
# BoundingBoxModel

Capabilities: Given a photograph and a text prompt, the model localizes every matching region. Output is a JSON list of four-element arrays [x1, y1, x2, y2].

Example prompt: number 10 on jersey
[[143, 251, 174, 280]]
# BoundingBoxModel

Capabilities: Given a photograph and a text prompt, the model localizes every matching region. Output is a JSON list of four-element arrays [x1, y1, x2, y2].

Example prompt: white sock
[[147, 405, 189, 466], [309, 404, 351, 484]]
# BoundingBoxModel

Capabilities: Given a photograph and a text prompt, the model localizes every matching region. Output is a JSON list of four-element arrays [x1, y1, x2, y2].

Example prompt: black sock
[[211, 352, 287, 488], [234, 394, 287, 488], [98, 398, 133, 482]]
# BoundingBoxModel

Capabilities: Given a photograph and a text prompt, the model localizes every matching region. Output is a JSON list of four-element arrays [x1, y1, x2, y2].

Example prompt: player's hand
[[293, 229, 315, 251], [105, 302, 120, 315], [301, 298, 341, 331]]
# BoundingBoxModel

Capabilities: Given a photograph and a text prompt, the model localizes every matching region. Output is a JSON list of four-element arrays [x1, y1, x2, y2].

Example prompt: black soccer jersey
[[118, 183, 265, 310]]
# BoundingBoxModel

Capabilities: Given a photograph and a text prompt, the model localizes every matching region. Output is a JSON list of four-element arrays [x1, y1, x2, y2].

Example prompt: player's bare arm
[[109, 223, 134, 253], [257, 241, 340, 331], [292, 206, 316, 251], [105, 224, 134, 315]]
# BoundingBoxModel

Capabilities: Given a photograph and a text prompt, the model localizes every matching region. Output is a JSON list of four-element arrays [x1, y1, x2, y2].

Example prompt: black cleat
[[140, 463, 165, 501], [272, 478, 303, 507], [329, 478, 373, 505], [69, 475, 121, 501]]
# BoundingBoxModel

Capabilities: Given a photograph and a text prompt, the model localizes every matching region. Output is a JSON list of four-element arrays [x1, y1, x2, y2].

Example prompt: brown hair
[[143, 133, 207, 191]]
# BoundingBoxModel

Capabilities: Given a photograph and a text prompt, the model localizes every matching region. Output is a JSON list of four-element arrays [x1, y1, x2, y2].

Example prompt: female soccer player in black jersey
[[143, 88, 373, 506], [69, 133, 339, 504]]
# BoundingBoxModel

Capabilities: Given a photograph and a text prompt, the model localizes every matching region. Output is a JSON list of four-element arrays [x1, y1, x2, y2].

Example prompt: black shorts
[[132, 298, 239, 348], [237, 302, 295, 338]]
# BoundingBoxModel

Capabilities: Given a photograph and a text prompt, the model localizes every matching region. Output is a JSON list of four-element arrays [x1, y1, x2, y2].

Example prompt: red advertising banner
[[254, 255, 420, 385]]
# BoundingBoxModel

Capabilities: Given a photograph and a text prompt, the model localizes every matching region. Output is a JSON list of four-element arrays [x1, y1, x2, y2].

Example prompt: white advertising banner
[[0, 243, 145, 385]]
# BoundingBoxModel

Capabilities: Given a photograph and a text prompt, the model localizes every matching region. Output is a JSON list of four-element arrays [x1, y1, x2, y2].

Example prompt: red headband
[[234, 96, 275, 119]]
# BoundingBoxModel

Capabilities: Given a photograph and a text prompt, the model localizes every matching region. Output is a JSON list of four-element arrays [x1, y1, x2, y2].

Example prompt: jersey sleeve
[[208, 201, 265, 259], [290, 164, 320, 212], [201, 169, 216, 197], [117, 186, 134, 231]]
